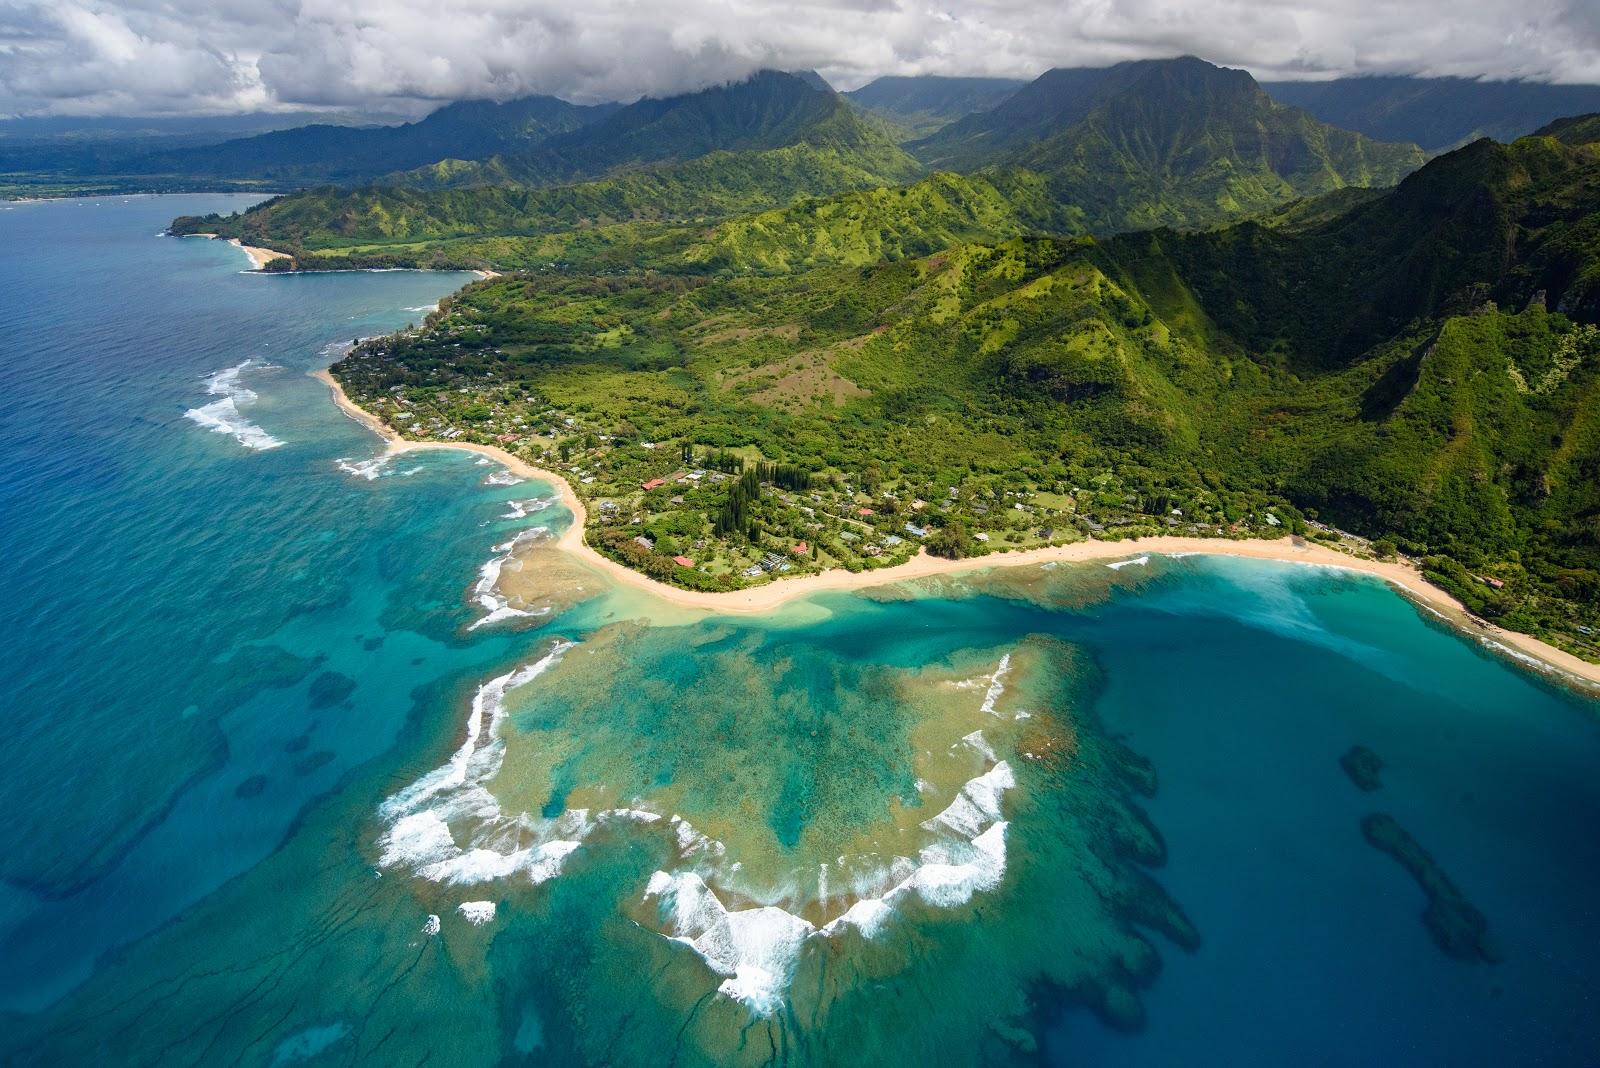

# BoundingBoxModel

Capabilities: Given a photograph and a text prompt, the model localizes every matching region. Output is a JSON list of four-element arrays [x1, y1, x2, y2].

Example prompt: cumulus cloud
[[1, 0, 1597, 117]]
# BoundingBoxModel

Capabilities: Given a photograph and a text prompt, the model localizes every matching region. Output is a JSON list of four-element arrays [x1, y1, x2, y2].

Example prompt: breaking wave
[[377, 646, 1023, 1016], [184, 360, 284, 451]]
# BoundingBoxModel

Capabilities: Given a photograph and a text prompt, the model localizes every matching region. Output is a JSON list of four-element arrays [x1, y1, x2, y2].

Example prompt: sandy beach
[[225, 237, 290, 269], [179, 233, 289, 269], [314, 369, 1600, 691]]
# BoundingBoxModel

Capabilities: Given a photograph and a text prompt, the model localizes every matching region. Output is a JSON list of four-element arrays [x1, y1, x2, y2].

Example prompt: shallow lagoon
[[2, 198, 1598, 1065]]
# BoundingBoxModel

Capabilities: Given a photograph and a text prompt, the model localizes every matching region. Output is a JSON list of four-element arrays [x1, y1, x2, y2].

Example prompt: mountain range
[[317, 111, 1600, 653], [171, 59, 1428, 258], [843, 75, 1028, 139], [63, 52, 1600, 653], [1260, 76, 1600, 151]]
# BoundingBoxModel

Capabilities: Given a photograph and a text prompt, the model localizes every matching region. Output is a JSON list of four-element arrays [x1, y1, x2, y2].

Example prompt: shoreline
[[180, 233, 288, 269], [313, 369, 1600, 692], [225, 236, 288, 270]]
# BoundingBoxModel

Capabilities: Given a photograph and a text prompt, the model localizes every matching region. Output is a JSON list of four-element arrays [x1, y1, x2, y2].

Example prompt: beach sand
[[313, 369, 1600, 691], [225, 238, 289, 270], [179, 233, 288, 270]]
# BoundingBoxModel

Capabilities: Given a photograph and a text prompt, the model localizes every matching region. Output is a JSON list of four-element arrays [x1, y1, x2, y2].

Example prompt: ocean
[[2, 196, 1597, 1065]]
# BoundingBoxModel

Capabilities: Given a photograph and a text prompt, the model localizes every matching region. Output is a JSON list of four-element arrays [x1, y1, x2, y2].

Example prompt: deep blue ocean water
[[0, 196, 528, 1008], [1, 197, 1597, 1065]]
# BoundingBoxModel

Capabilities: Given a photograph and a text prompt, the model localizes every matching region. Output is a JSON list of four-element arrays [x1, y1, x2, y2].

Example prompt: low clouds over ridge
[[2, 0, 1599, 117]]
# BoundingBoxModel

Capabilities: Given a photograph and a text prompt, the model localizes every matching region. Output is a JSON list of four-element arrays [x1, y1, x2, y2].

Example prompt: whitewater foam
[[466, 529, 551, 630], [979, 654, 1011, 715], [335, 454, 392, 481], [1107, 555, 1150, 570], [379, 647, 1021, 1016], [501, 496, 556, 520], [644, 871, 816, 1016], [458, 901, 497, 925], [484, 468, 525, 487], [184, 360, 284, 451]]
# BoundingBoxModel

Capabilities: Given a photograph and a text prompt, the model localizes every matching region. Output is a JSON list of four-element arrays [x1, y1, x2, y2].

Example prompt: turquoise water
[[2, 198, 1598, 1064]]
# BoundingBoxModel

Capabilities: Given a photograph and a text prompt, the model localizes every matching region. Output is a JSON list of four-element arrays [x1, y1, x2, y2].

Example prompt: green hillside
[[679, 169, 1069, 271], [173, 141, 919, 254], [914, 56, 1423, 233], [324, 120, 1600, 656], [413, 71, 900, 188], [1011, 59, 1423, 231], [844, 76, 1027, 140]]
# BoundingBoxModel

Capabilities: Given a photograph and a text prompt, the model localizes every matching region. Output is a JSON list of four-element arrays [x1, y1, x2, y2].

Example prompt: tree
[[928, 523, 977, 559]]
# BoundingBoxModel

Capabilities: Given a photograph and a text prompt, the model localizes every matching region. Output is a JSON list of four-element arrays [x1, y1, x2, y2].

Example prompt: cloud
[[1, 0, 1597, 117]]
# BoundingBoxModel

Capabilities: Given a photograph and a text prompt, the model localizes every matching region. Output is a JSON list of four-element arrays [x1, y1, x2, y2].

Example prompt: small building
[[633, 535, 655, 550], [857, 507, 874, 516], [905, 523, 929, 538], [792, 542, 808, 555], [641, 478, 667, 491], [974, 533, 989, 542], [1482, 576, 1506, 590], [673, 555, 695, 568]]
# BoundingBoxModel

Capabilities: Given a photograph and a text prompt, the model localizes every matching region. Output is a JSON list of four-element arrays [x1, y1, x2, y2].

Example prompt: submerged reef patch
[[1340, 745, 1384, 791], [1361, 813, 1500, 964]]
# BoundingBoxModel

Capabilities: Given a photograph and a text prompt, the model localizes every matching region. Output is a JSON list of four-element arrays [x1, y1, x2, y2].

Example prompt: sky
[[2, 0, 1599, 118]]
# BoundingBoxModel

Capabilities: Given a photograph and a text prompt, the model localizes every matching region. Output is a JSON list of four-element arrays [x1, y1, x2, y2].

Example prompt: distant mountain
[[1539, 113, 1600, 145], [0, 110, 406, 142], [1101, 117, 1600, 363], [422, 70, 912, 188], [788, 70, 836, 93], [146, 95, 617, 182], [1261, 76, 1600, 151], [907, 63, 1156, 171], [175, 141, 925, 263], [911, 56, 1424, 232], [844, 75, 1028, 139], [172, 73, 925, 264]]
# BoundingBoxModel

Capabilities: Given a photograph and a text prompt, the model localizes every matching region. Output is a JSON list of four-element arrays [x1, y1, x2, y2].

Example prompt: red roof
[[641, 478, 667, 490], [673, 555, 695, 568], [792, 542, 808, 554], [857, 507, 874, 516]]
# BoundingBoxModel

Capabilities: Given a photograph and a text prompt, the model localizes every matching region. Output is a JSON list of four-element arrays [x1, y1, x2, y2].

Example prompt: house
[[857, 507, 874, 516], [673, 555, 695, 568], [1482, 576, 1506, 590], [743, 565, 765, 578], [633, 535, 655, 550], [863, 544, 883, 557], [641, 478, 667, 491], [883, 535, 903, 546], [974, 533, 989, 542], [905, 523, 929, 538], [792, 542, 808, 555]]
